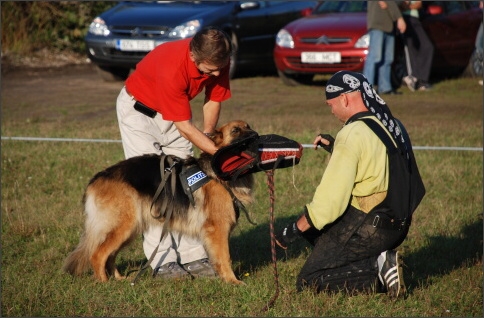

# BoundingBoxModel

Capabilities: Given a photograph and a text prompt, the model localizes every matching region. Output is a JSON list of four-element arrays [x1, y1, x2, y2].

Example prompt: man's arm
[[203, 98, 221, 134], [174, 120, 218, 155], [173, 99, 222, 155], [385, 1, 406, 34]]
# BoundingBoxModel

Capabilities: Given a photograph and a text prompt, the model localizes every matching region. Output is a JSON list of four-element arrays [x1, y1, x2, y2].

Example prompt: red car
[[274, 1, 482, 86]]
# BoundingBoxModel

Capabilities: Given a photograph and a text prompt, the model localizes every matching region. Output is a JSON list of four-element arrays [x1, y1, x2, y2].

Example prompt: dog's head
[[211, 120, 257, 148]]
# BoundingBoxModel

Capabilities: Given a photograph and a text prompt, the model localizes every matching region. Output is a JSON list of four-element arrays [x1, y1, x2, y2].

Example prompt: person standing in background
[[476, 1, 483, 85], [399, 1, 434, 91], [363, 1, 406, 95]]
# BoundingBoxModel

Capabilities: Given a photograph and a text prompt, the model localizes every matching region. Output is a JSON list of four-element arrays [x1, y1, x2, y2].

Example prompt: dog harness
[[179, 164, 210, 207], [130, 154, 254, 284], [130, 154, 181, 284]]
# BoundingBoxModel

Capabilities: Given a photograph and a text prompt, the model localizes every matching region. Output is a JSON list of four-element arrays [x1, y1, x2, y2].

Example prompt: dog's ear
[[211, 130, 224, 147]]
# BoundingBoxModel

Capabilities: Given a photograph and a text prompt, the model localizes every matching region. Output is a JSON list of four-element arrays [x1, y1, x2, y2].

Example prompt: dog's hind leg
[[87, 188, 140, 282], [90, 234, 117, 282], [105, 233, 138, 280], [91, 213, 140, 282], [91, 228, 135, 281], [106, 253, 123, 280]]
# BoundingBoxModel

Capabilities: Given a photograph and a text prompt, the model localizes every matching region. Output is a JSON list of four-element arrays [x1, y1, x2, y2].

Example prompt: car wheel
[[277, 70, 314, 86], [463, 49, 483, 78], [96, 65, 130, 82], [229, 32, 238, 79]]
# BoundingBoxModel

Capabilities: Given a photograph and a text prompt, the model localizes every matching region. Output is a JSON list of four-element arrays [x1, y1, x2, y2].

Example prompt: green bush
[[1, 1, 116, 55]]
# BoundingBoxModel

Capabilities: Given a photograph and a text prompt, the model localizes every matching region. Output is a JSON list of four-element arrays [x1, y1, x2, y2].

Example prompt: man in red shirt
[[116, 27, 232, 279]]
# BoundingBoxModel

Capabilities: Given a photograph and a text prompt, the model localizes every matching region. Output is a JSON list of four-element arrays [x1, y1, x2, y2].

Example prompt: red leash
[[260, 169, 280, 313]]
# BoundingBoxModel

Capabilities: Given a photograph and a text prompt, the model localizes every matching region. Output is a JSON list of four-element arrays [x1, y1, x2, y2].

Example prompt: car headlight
[[355, 33, 369, 48], [168, 20, 201, 39], [276, 29, 294, 49], [88, 17, 110, 36]]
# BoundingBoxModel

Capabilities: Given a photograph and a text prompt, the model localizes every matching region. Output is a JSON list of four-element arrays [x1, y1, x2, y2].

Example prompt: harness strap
[[158, 155, 178, 242], [222, 183, 257, 225], [150, 155, 178, 218], [129, 154, 179, 284], [359, 117, 410, 163]]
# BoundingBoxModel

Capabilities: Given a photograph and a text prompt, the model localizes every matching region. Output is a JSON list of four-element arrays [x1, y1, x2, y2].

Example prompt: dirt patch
[[1, 50, 123, 123], [1, 48, 89, 73]]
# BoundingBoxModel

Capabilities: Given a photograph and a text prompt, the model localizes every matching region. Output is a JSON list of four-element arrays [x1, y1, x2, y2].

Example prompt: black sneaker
[[417, 80, 432, 91], [155, 262, 191, 279], [377, 250, 405, 299], [418, 84, 432, 91], [182, 258, 217, 278]]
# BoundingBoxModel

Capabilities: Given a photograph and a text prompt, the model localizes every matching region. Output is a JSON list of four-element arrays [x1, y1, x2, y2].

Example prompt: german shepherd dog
[[63, 120, 255, 285]]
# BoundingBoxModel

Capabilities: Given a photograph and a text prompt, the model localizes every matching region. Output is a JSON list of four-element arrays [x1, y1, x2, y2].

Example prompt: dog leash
[[258, 155, 284, 314], [128, 154, 179, 285]]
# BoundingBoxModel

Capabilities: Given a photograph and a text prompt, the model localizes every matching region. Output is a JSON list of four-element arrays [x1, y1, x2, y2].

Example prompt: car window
[[242, 1, 267, 9], [429, 1, 467, 15], [314, 1, 366, 14], [466, 1, 481, 9], [443, 1, 465, 14]]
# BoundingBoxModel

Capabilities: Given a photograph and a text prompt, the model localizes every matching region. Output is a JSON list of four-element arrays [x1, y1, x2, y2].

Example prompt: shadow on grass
[[114, 211, 481, 289], [229, 215, 312, 278], [112, 214, 308, 281], [404, 218, 483, 294], [229, 215, 483, 293]]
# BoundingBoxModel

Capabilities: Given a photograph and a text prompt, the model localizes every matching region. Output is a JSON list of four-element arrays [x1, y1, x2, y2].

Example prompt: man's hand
[[314, 134, 335, 153], [275, 222, 302, 249], [396, 17, 407, 34]]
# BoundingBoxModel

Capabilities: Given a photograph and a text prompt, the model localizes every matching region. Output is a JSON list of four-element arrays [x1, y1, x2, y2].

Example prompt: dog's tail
[[62, 191, 110, 276], [62, 232, 93, 276]]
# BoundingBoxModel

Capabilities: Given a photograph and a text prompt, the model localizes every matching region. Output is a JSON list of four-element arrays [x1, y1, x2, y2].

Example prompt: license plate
[[116, 39, 155, 52], [301, 52, 341, 64]]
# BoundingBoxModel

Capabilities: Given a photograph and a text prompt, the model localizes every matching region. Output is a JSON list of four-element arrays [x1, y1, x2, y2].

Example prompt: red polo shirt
[[125, 38, 231, 121]]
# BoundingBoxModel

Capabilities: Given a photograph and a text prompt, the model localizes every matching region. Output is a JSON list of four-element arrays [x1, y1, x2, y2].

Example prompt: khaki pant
[[116, 86, 208, 269]]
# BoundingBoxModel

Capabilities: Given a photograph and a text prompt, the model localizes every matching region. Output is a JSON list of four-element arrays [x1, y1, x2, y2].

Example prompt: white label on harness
[[187, 171, 208, 187]]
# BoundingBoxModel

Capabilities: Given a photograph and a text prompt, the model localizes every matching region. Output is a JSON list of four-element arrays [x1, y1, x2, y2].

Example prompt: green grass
[[1, 73, 482, 316]]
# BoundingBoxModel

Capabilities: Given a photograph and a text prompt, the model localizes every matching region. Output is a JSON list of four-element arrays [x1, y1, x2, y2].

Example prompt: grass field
[[1, 69, 482, 317]]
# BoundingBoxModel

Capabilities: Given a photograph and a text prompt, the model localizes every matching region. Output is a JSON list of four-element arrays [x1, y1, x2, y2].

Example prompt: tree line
[[1, 1, 115, 55]]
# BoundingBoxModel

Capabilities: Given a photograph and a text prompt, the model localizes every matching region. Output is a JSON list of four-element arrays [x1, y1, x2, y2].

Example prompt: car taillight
[[300, 7, 313, 17]]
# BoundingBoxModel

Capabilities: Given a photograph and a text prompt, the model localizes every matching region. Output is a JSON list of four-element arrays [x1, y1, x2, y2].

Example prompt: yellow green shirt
[[306, 116, 397, 230]]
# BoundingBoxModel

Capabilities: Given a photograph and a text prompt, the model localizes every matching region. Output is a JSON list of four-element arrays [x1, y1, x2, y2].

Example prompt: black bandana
[[325, 70, 406, 151]]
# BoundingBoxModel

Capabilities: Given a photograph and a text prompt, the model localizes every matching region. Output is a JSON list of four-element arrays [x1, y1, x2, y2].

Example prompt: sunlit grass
[[1, 74, 482, 317]]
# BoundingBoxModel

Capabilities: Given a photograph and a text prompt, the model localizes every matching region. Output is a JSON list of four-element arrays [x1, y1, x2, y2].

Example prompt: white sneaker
[[402, 75, 417, 92]]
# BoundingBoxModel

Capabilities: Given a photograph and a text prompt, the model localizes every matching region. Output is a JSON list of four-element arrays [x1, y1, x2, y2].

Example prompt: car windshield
[[313, 1, 367, 14]]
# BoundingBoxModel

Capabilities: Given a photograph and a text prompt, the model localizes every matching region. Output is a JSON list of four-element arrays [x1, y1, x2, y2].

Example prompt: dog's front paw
[[232, 279, 246, 285]]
